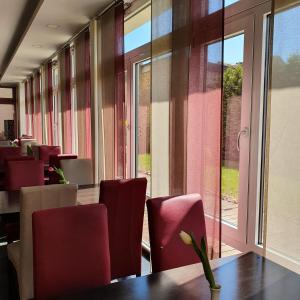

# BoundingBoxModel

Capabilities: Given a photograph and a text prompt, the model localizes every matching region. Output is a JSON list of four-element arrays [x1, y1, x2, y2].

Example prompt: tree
[[223, 64, 243, 100]]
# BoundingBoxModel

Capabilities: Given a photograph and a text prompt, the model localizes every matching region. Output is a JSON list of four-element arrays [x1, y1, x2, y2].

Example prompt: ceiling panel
[[1, 0, 111, 83]]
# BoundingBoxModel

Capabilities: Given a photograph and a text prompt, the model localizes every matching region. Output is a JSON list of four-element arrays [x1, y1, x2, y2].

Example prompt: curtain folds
[[29, 77, 35, 138], [151, 0, 224, 258], [75, 30, 92, 159], [45, 61, 54, 145], [97, 0, 125, 179], [59, 47, 73, 153], [25, 80, 30, 136], [34, 72, 43, 143]]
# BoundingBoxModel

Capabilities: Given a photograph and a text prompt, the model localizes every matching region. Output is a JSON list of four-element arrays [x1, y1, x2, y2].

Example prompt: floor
[[222, 197, 238, 227]]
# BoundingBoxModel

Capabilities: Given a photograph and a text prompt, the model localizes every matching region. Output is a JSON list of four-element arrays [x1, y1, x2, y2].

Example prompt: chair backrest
[[0, 146, 21, 166], [39, 145, 61, 164], [5, 160, 44, 191], [99, 178, 147, 279], [4, 155, 35, 163], [33, 203, 110, 300], [0, 140, 11, 147], [48, 154, 78, 184], [19, 184, 77, 300], [146, 194, 207, 273], [61, 159, 93, 186]]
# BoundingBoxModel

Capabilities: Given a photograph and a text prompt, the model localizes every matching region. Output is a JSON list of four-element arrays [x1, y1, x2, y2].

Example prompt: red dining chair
[[99, 178, 147, 279], [32, 204, 111, 300], [147, 194, 207, 272], [48, 154, 77, 184], [5, 160, 44, 191], [4, 155, 35, 163], [38, 145, 61, 164], [0, 147, 21, 166]]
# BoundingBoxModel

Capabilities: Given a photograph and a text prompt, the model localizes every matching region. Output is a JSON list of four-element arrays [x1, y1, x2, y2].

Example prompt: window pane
[[135, 60, 151, 196], [0, 104, 15, 140], [266, 4, 300, 263], [0, 88, 13, 99]]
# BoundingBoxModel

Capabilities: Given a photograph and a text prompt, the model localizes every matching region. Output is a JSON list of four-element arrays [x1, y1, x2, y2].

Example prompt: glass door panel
[[135, 59, 151, 196], [222, 33, 244, 227], [222, 15, 254, 250]]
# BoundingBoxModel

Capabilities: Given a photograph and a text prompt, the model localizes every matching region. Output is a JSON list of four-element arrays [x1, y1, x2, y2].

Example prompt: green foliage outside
[[138, 153, 151, 173], [223, 63, 243, 100]]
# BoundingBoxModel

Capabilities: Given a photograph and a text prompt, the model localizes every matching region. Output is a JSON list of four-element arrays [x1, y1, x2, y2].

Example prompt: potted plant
[[49, 166, 69, 184]]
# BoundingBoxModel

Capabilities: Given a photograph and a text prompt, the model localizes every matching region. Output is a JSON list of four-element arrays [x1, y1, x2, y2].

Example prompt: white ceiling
[[1, 0, 112, 83], [0, 0, 28, 80]]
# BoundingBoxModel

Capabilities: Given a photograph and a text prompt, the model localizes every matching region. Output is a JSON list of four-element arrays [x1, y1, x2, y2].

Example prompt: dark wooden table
[[51, 252, 300, 300]]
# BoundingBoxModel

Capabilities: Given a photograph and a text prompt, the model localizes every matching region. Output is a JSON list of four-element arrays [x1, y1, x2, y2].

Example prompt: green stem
[[190, 234, 219, 289]]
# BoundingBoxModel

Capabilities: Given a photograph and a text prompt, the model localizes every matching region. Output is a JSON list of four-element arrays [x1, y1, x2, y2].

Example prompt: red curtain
[[114, 2, 125, 178], [61, 47, 72, 153], [25, 80, 30, 135], [35, 72, 43, 143], [75, 30, 92, 158], [186, 0, 224, 258], [98, 1, 125, 179], [84, 31, 92, 158], [46, 61, 54, 145], [151, 0, 224, 258], [29, 76, 35, 137]]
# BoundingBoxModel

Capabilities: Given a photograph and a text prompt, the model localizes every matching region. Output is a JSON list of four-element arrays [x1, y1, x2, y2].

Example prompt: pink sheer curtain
[[98, 0, 125, 179], [152, 0, 224, 258], [114, 2, 125, 178], [25, 80, 30, 135], [46, 61, 54, 145], [61, 47, 72, 153], [75, 30, 92, 158], [34, 71, 43, 143], [29, 76, 35, 137], [186, 0, 224, 258], [84, 31, 92, 158]]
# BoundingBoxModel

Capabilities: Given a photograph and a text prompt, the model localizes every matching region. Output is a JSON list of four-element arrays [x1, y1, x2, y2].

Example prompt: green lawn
[[221, 166, 239, 201], [138, 154, 239, 201], [138, 153, 151, 173]]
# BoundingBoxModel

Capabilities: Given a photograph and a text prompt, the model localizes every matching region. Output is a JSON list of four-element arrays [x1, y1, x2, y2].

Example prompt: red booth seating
[[146, 194, 207, 273], [99, 178, 147, 279], [33, 204, 111, 300], [48, 154, 77, 184], [0, 147, 21, 166], [39, 146, 61, 164], [5, 160, 44, 191]]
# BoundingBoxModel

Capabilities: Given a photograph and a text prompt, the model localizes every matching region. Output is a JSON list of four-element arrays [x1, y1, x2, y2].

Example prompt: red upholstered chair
[[99, 178, 147, 279], [32, 204, 111, 300], [48, 154, 77, 184], [4, 155, 35, 163], [5, 160, 44, 191], [0, 147, 21, 166], [146, 194, 207, 273], [38, 145, 61, 164]]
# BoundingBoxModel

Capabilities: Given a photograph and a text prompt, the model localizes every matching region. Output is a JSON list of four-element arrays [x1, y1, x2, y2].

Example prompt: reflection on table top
[[51, 252, 300, 300]]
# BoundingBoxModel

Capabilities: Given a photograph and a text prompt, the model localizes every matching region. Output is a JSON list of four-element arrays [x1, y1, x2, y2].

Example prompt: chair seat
[[7, 241, 21, 275]]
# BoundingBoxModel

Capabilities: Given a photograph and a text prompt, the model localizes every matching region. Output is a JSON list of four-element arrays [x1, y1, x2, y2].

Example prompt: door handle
[[237, 127, 249, 152]]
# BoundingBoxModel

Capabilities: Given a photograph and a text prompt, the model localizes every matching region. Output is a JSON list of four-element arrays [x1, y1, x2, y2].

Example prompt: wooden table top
[[50, 252, 300, 300]]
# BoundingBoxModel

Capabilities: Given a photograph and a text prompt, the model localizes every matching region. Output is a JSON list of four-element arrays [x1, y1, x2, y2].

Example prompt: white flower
[[179, 231, 192, 245]]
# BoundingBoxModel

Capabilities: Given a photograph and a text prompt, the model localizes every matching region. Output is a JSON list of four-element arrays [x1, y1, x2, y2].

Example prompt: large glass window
[[265, 4, 300, 264]]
